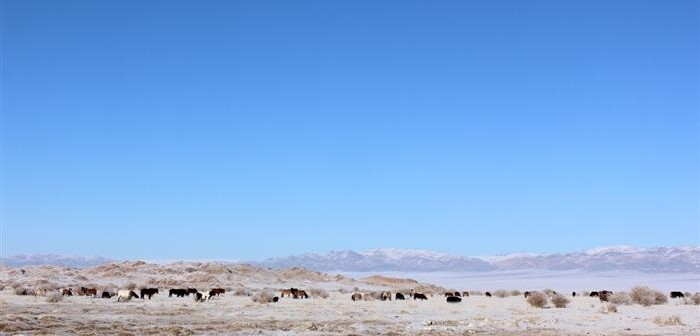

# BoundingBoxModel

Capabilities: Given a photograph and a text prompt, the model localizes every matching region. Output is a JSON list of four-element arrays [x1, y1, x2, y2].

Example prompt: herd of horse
[[22, 286, 693, 304]]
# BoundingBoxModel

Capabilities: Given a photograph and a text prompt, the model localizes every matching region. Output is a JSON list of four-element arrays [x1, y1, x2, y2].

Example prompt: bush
[[308, 288, 329, 299], [469, 291, 484, 296], [251, 291, 276, 304], [527, 292, 547, 308], [653, 315, 683, 326], [630, 286, 666, 306], [580, 290, 590, 297], [685, 293, 700, 305], [608, 292, 631, 305], [125, 282, 137, 290], [551, 293, 569, 308], [232, 288, 251, 296], [493, 290, 509, 298], [46, 293, 63, 303], [542, 289, 557, 296], [510, 290, 521, 297]]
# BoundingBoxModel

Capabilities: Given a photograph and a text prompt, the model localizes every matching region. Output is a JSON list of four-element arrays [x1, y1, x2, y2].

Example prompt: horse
[[101, 291, 113, 299], [62, 288, 73, 296], [295, 290, 308, 299], [462, 291, 470, 297], [272, 296, 279, 302], [485, 292, 492, 297], [210, 288, 225, 296], [670, 291, 685, 299], [117, 290, 139, 302], [380, 291, 392, 301], [194, 290, 210, 302], [140, 288, 159, 300], [395, 293, 405, 300], [447, 296, 462, 303], [34, 288, 48, 297], [351, 293, 362, 301], [281, 289, 296, 298], [414, 293, 428, 300], [169, 289, 188, 297]]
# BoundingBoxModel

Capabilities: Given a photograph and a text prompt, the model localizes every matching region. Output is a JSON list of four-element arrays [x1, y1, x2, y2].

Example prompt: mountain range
[[2, 246, 698, 272], [255, 246, 700, 273]]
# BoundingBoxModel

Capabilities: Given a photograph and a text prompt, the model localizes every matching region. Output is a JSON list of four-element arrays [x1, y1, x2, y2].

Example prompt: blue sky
[[1, 0, 698, 260]]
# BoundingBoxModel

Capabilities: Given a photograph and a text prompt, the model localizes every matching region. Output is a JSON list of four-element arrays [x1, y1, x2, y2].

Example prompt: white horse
[[194, 290, 210, 302], [117, 290, 139, 302]]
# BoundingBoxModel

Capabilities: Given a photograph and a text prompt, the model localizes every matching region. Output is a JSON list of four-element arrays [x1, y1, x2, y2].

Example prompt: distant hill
[[0, 254, 111, 268], [255, 246, 700, 273]]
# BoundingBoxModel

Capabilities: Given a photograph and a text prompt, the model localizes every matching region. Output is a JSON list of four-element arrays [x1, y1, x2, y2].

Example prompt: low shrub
[[251, 291, 276, 304], [307, 288, 329, 299], [551, 293, 569, 308], [526, 291, 547, 308], [46, 293, 63, 303], [493, 290, 509, 298], [653, 315, 683, 326]]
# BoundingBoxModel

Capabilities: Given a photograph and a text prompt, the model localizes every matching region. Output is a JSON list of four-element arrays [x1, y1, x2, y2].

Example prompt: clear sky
[[1, 0, 698, 260]]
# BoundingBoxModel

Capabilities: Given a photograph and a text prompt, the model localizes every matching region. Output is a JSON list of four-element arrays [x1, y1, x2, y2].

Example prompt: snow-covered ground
[[340, 270, 700, 292]]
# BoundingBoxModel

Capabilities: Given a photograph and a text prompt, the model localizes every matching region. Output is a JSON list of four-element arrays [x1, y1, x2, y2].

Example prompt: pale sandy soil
[[1, 263, 698, 335], [1, 290, 699, 335]]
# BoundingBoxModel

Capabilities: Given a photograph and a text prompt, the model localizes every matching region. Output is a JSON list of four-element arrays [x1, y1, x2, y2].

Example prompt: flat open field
[[1, 289, 698, 335]]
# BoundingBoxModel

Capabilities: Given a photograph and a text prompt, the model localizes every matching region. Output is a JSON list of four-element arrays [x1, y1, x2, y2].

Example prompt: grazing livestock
[[351, 293, 362, 301], [101, 291, 113, 299], [414, 293, 428, 300], [194, 290, 210, 302], [169, 289, 188, 297], [80, 287, 97, 297], [140, 288, 159, 300], [295, 290, 309, 299], [572, 292, 576, 297], [589, 291, 599, 297], [445, 292, 453, 297], [670, 291, 685, 299], [34, 288, 48, 296], [187, 288, 198, 295], [485, 292, 492, 297], [524, 291, 531, 298], [210, 288, 226, 296], [272, 296, 279, 302], [363, 293, 375, 301], [446, 296, 462, 303], [281, 288, 296, 298], [396, 293, 405, 300], [599, 292, 610, 302], [62, 289, 73, 296], [462, 291, 470, 297], [117, 290, 139, 302], [380, 291, 392, 301], [453, 291, 461, 297]]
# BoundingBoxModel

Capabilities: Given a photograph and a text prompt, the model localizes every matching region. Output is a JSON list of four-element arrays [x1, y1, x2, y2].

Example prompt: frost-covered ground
[[340, 270, 700, 292], [1, 289, 698, 335]]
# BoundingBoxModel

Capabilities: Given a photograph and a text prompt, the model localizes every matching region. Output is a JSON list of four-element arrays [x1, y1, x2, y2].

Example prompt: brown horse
[[62, 288, 73, 296], [380, 291, 392, 301], [351, 293, 362, 301], [281, 289, 295, 298]]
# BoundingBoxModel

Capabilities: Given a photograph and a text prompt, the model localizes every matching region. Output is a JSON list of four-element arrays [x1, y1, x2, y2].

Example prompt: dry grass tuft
[[542, 288, 557, 296], [307, 288, 329, 299], [46, 293, 64, 303], [630, 286, 667, 306], [551, 293, 569, 308], [493, 289, 509, 298], [526, 291, 547, 308], [125, 282, 138, 290], [232, 287, 251, 296], [510, 290, 521, 297], [469, 291, 484, 296], [684, 293, 700, 305], [251, 291, 276, 304], [608, 292, 631, 305], [600, 303, 618, 314], [653, 315, 684, 326]]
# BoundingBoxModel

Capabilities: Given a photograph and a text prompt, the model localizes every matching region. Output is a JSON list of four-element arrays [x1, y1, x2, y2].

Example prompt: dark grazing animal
[[351, 293, 362, 301], [62, 288, 73, 296], [380, 291, 392, 301], [670, 291, 685, 299], [296, 290, 309, 299], [395, 293, 405, 300], [414, 293, 428, 300], [524, 291, 531, 298], [272, 296, 279, 302], [140, 288, 159, 300], [589, 291, 599, 297], [81, 287, 97, 297], [169, 289, 188, 297], [453, 291, 461, 297], [462, 291, 470, 297], [101, 291, 113, 299], [187, 288, 198, 295], [445, 292, 454, 297], [485, 292, 492, 297], [572, 292, 576, 297], [446, 296, 462, 303], [210, 288, 226, 296]]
